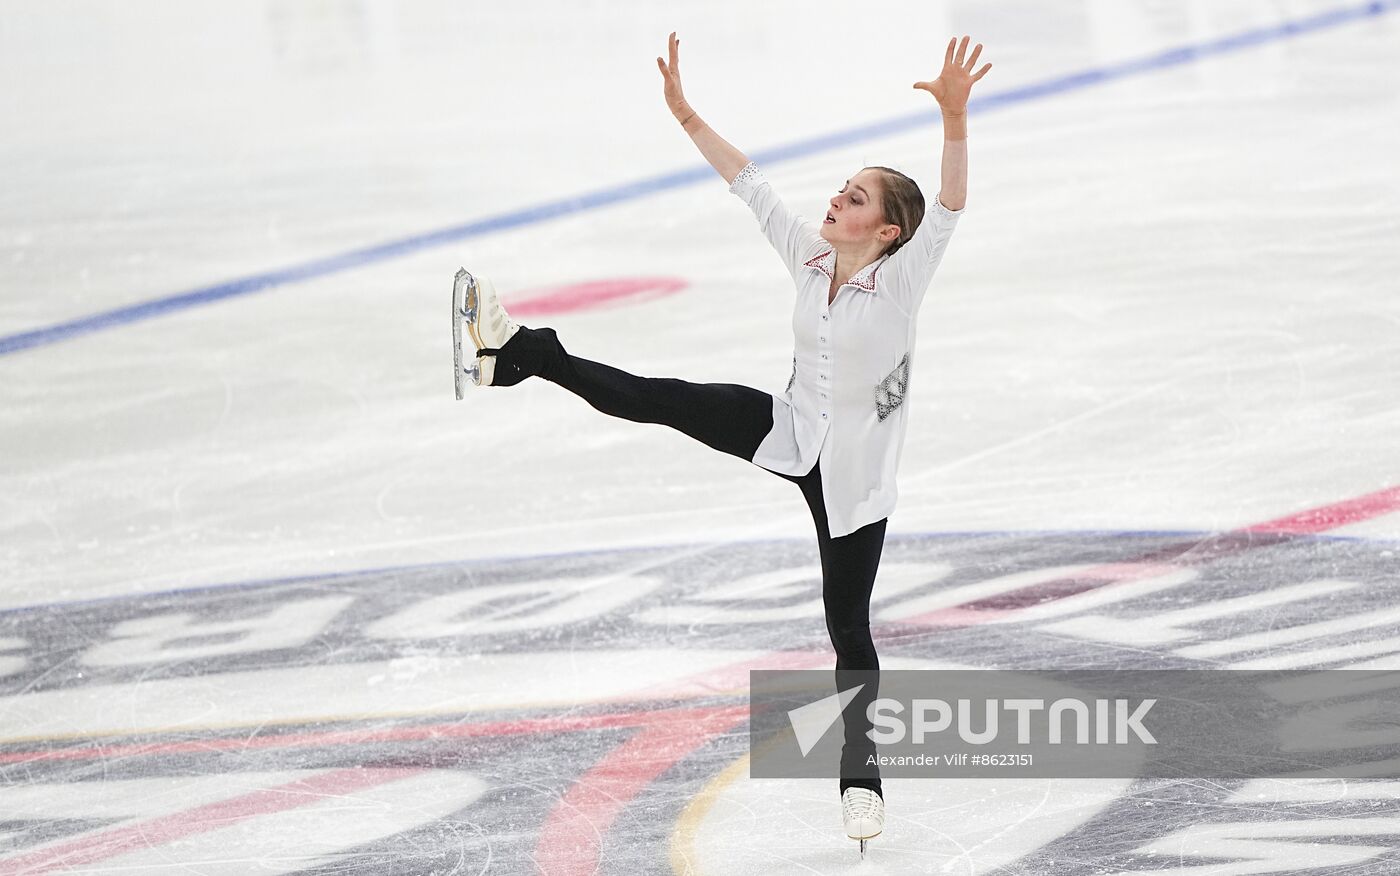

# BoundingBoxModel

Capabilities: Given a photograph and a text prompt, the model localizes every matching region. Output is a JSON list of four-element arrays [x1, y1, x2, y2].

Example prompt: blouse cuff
[[728, 162, 764, 200], [932, 191, 965, 219]]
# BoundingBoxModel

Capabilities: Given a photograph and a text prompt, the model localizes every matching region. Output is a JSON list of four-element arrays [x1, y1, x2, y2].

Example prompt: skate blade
[[856, 832, 881, 859], [452, 268, 483, 397]]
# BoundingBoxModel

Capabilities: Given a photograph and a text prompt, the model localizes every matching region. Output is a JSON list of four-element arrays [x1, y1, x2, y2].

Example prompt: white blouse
[[728, 162, 963, 537]]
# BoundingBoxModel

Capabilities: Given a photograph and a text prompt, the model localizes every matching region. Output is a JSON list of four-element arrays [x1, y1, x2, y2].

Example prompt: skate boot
[[452, 268, 520, 396], [842, 787, 884, 858]]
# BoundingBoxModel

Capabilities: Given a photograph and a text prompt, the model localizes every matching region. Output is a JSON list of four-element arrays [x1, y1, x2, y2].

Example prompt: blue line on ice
[[1, 0, 1394, 356]]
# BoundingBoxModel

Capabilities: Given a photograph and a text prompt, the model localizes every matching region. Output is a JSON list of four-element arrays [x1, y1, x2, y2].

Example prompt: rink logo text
[[4, 532, 1400, 766], [5, 534, 1400, 873]]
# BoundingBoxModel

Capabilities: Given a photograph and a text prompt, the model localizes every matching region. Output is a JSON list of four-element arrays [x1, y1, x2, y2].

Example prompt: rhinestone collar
[[802, 248, 886, 292]]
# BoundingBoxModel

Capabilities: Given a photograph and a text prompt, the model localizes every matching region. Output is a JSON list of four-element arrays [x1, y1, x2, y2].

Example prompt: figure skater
[[454, 31, 991, 853]]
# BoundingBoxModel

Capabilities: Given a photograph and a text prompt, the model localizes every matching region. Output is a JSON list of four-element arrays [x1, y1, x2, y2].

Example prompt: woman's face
[[820, 168, 900, 250]]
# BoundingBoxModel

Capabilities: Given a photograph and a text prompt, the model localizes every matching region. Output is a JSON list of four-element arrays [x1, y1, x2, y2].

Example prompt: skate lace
[[842, 788, 882, 823], [493, 297, 517, 329]]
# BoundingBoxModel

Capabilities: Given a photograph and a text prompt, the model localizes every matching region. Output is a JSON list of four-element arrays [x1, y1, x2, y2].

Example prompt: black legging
[[490, 326, 885, 798]]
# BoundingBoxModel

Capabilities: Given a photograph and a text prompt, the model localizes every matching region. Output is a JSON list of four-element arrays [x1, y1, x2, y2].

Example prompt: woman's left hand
[[913, 36, 992, 113]]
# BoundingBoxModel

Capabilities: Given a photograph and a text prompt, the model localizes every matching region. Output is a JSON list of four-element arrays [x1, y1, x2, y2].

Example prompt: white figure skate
[[452, 268, 519, 396], [842, 787, 884, 859]]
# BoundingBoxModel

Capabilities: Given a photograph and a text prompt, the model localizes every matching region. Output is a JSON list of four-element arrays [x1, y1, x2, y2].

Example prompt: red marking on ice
[[531, 706, 748, 876], [882, 488, 1400, 633], [885, 555, 1245, 631], [508, 277, 687, 316], [0, 767, 420, 874], [0, 707, 725, 765], [4, 710, 743, 870], [529, 653, 825, 873], [627, 647, 831, 701], [7, 487, 1400, 870], [1242, 485, 1400, 535], [890, 562, 1181, 629], [904, 605, 1013, 627]]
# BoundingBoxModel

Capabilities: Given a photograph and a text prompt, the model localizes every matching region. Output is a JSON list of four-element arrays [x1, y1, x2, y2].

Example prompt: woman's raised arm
[[913, 36, 992, 212], [656, 32, 751, 185]]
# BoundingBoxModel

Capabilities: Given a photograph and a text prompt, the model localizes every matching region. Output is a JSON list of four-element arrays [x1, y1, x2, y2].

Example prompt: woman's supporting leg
[[488, 325, 775, 462], [785, 462, 888, 799]]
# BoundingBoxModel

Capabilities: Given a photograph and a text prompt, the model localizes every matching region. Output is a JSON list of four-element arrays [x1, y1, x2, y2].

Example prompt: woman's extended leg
[[783, 461, 888, 799], [487, 325, 775, 462]]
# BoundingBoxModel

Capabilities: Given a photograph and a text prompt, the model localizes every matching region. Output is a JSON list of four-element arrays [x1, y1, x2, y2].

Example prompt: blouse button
[[821, 314, 828, 321], [821, 412, 828, 419]]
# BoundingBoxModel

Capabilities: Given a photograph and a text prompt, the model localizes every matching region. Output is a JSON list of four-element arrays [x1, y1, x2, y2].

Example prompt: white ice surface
[[3, 1, 1400, 608], [3, 3, 1400, 874]]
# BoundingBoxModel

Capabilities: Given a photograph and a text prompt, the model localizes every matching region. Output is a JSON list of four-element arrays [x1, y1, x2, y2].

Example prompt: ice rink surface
[[3, 0, 1400, 872]]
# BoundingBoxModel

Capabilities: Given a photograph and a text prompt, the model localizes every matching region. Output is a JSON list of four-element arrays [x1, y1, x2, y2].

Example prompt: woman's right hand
[[655, 31, 692, 121], [913, 36, 992, 114]]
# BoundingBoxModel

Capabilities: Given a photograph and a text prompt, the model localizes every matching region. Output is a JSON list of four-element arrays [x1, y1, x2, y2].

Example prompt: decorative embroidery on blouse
[[804, 249, 882, 292], [785, 356, 796, 394], [849, 264, 880, 291], [874, 353, 910, 422], [803, 248, 835, 280], [730, 162, 761, 190]]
